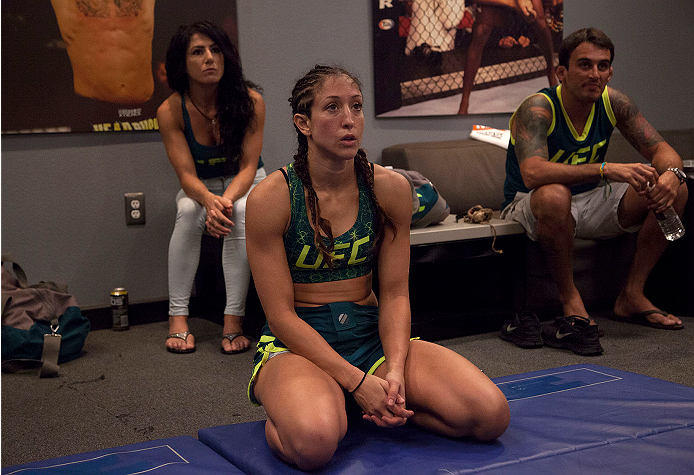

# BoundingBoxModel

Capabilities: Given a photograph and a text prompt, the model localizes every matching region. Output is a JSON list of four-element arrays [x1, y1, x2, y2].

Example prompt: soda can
[[110, 287, 130, 331]]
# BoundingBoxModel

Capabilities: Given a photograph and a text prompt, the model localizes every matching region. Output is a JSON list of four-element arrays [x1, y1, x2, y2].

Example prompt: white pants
[[168, 167, 266, 316]]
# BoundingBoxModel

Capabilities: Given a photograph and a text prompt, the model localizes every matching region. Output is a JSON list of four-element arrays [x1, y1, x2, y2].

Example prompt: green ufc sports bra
[[281, 163, 378, 283]]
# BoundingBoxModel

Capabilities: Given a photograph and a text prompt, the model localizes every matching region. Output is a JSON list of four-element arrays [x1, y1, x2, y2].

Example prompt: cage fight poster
[[1, 0, 239, 134], [372, 0, 563, 117]]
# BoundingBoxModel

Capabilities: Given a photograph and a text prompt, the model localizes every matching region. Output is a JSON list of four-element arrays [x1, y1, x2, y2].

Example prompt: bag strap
[[2, 255, 25, 319], [2, 256, 69, 318], [0, 317, 62, 378], [2, 254, 29, 288], [1, 289, 9, 317], [1, 256, 67, 377], [39, 326, 62, 377]]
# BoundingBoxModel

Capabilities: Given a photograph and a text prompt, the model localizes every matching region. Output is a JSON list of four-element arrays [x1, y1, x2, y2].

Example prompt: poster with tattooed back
[[1, 0, 239, 134]]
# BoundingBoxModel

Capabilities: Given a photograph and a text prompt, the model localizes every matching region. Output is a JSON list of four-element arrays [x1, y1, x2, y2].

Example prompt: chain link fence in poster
[[373, 0, 563, 116]]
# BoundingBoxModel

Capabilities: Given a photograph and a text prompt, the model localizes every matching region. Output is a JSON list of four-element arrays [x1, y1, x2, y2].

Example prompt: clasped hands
[[353, 371, 414, 428], [604, 162, 679, 213], [205, 194, 234, 238]]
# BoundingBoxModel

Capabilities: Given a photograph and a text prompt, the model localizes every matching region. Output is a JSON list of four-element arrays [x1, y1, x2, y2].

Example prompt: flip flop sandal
[[221, 332, 250, 355], [166, 331, 196, 353], [611, 309, 684, 330]]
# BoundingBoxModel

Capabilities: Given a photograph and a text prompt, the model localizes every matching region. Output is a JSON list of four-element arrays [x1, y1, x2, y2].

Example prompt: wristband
[[350, 372, 367, 394], [599, 162, 606, 179]]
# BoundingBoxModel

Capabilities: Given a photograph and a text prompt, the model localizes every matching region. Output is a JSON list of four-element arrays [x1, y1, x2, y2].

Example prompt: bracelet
[[665, 167, 686, 185], [599, 162, 606, 179], [350, 372, 368, 394]]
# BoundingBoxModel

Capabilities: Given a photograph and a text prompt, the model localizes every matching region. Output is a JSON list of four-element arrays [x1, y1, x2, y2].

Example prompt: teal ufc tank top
[[282, 163, 378, 283], [181, 94, 263, 179], [502, 84, 617, 209]]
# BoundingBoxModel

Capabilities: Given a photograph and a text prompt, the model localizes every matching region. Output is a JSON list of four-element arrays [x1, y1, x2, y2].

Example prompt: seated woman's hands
[[205, 195, 234, 238], [353, 371, 414, 428]]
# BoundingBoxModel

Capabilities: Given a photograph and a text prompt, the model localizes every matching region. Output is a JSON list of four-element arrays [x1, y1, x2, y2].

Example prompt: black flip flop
[[611, 309, 684, 330]]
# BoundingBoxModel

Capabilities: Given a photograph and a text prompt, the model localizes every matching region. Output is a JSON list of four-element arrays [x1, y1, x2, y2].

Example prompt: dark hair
[[288, 65, 395, 267], [165, 21, 261, 166], [558, 28, 615, 68]]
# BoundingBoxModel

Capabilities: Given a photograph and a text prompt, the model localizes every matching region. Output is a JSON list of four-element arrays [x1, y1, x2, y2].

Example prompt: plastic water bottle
[[654, 206, 685, 241]]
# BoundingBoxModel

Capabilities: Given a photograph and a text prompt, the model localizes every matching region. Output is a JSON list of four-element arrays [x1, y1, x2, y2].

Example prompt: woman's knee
[[257, 358, 347, 470], [233, 194, 248, 215], [273, 413, 345, 471], [231, 196, 248, 232], [468, 386, 510, 441], [445, 382, 509, 441], [174, 196, 204, 229]]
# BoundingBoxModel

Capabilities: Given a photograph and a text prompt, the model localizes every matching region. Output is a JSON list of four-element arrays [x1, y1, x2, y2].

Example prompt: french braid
[[293, 143, 335, 265], [289, 65, 395, 268], [353, 149, 395, 251]]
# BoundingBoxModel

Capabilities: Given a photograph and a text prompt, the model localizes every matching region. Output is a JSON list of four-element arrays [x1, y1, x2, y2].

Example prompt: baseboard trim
[[82, 300, 169, 331], [82, 294, 266, 338]]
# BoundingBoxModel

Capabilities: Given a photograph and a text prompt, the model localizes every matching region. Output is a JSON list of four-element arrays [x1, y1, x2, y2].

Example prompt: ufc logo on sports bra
[[549, 139, 608, 165], [294, 236, 370, 269]]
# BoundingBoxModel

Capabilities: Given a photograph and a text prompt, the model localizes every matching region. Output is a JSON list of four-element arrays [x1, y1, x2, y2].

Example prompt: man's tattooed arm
[[609, 87, 664, 158], [513, 94, 552, 164]]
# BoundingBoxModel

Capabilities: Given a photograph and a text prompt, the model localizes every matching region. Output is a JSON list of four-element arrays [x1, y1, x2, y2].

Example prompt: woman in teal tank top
[[244, 65, 509, 471], [157, 21, 266, 355]]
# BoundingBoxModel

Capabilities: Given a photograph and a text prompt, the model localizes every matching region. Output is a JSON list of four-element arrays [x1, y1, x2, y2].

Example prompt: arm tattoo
[[609, 88, 663, 155], [514, 95, 551, 163]]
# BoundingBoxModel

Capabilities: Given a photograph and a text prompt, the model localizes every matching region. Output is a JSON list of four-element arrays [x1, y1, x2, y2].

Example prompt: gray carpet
[[2, 310, 693, 468]]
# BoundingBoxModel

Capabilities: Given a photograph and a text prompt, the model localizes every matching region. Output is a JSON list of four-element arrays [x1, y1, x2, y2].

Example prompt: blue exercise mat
[[198, 364, 694, 474], [2, 436, 244, 475]]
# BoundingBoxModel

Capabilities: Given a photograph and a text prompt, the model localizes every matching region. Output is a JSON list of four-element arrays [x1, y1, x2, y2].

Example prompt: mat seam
[[460, 422, 694, 474]]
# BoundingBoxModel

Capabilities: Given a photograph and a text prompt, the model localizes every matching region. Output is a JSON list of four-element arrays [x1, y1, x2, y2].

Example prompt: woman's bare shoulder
[[156, 92, 183, 126], [373, 164, 410, 198], [372, 163, 413, 221], [248, 168, 291, 208], [248, 87, 263, 101], [247, 167, 291, 232]]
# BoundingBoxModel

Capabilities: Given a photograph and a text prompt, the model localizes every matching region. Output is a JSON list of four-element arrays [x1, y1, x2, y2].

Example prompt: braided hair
[[289, 65, 395, 268], [165, 21, 261, 173]]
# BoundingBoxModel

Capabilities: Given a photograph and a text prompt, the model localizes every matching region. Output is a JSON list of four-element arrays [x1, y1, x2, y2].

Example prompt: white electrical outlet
[[125, 192, 146, 225]]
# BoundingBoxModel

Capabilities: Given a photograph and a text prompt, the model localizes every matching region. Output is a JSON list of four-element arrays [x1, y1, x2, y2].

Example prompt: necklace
[[188, 95, 217, 127]]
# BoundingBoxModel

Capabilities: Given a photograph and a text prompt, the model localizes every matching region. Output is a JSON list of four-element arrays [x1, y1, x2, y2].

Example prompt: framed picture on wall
[[372, 0, 563, 117], [1, 0, 240, 134]]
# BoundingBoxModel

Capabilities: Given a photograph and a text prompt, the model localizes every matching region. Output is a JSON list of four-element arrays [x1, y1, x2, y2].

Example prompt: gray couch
[[381, 128, 693, 318]]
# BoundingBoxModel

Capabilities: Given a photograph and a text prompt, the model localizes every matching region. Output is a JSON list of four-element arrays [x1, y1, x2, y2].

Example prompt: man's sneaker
[[499, 309, 543, 348], [542, 315, 604, 356]]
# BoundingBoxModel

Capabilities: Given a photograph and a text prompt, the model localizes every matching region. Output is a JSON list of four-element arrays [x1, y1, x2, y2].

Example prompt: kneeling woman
[[245, 65, 509, 471]]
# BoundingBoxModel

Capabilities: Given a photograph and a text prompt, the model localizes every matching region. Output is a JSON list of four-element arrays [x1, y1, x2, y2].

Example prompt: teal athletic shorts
[[248, 301, 392, 405]]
